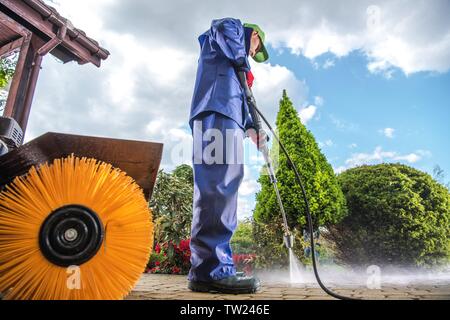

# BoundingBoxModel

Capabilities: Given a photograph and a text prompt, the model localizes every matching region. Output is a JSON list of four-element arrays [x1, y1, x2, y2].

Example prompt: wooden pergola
[[0, 1, 163, 202], [0, 0, 110, 136]]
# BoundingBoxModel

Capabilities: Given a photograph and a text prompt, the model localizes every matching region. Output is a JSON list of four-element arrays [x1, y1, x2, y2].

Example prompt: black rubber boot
[[188, 274, 261, 294]]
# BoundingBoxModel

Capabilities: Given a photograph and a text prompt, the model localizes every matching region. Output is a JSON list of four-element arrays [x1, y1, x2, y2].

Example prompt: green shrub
[[231, 219, 255, 254], [0, 56, 16, 89], [252, 217, 288, 269], [150, 165, 193, 243], [327, 163, 450, 267], [172, 164, 193, 185]]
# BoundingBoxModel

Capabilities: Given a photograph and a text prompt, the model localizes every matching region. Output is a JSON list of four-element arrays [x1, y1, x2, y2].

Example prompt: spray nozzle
[[283, 232, 294, 249]]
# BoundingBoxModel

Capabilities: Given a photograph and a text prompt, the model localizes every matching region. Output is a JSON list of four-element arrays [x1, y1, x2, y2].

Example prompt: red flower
[[149, 267, 160, 273], [179, 239, 190, 251], [171, 266, 181, 274], [182, 254, 191, 263], [150, 240, 193, 275]]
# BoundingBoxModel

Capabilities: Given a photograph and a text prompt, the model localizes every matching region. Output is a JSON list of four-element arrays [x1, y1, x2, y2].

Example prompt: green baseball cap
[[244, 23, 269, 63]]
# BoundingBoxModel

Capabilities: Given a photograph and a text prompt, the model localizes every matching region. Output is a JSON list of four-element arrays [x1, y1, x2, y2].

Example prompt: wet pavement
[[126, 273, 450, 300]]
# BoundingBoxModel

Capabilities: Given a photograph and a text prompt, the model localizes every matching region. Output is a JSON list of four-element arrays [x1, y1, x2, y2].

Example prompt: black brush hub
[[39, 205, 104, 267]]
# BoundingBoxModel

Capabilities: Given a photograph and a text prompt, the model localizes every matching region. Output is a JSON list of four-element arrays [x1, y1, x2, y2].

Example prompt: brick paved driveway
[[126, 274, 450, 300]]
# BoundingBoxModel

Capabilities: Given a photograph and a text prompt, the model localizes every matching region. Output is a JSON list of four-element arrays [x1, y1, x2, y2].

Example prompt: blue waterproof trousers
[[188, 111, 245, 282]]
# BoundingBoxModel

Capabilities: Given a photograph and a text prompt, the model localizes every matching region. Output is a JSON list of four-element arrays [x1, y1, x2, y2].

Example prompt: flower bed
[[146, 239, 191, 275], [146, 239, 257, 276]]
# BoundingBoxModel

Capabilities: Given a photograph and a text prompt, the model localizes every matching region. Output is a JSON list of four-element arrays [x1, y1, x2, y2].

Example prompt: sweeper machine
[[0, 0, 162, 299]]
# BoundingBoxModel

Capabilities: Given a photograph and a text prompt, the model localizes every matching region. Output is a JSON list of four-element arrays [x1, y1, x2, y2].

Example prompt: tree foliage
[[150, 165, 193, 243], [327, 163, 450, 267], [172, 164, 194, 185], [254, 90, 346, 226], [252, 90, 347, 267], [0, 56, 16, 89], [231, 218, 255, 254]]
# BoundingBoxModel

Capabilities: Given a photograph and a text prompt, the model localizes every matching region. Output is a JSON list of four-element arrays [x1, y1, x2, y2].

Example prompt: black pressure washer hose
[[237, 70, 358, 301]]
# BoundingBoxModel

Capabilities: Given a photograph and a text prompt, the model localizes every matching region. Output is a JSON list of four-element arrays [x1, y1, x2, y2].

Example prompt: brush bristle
[[0, 155, 153, 300]]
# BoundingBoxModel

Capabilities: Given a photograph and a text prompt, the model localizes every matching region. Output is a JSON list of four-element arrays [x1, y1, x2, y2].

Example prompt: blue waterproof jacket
[[189, 18, 255, 131]]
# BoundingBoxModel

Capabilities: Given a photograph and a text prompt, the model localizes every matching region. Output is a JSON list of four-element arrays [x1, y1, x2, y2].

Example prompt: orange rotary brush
[[0, 155, 153, 299]]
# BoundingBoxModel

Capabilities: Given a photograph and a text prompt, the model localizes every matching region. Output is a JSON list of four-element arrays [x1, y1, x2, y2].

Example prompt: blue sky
[[269, 48, 449, 177], [234, 46, 450, 220], [28, 1, 450, 221]]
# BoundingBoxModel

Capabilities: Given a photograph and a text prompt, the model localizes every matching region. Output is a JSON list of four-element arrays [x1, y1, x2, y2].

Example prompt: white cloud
[[168, 128, 191, 142], [237, 197, 255, 220], [393, 153, 420, 163], [145, 119, 164, 136], [319, 139, 334, 148], [345, 146, 421, 168], [329, 114, 359, 132], [323, 59, 336, 69], [334, 166, 348, 174], [348, 143, 358, 149], [29, 0, 445, 225], [311, 59, 335, 70], [334, 147, 433, 174], [251, 62, 308, 125], [268, 0, 450, 75], [311, 61, 320, 70], [30, 0, 446, 177], [314, 96, 324, 106], [238, 164, 260, 197], [298, 105, 317, 124], [28, 1, 310, 171], [380, 127, 395, 138], [239, 180, 260, 197], [416, 149, 433, 158]]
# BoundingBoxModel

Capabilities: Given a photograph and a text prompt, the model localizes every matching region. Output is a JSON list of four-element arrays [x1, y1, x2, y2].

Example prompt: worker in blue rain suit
[[188, 17, 269, 294]]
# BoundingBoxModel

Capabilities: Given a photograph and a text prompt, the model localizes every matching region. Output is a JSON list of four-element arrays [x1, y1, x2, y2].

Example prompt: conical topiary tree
[[253, 90, 347, 266]]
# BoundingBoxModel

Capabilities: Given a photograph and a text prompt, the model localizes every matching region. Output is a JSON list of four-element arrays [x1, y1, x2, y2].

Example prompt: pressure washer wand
[[263, 150, 294, 249], [237, 70, 293, 250]]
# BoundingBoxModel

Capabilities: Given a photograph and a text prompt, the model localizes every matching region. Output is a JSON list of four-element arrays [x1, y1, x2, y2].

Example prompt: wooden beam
[[0, 0, 103, 66], [0, 9, 31, 37], [2, 34, 44, 137], [17, 36, 43, 134], [0, 37, 24, 59], [3, 34, 31, 120]]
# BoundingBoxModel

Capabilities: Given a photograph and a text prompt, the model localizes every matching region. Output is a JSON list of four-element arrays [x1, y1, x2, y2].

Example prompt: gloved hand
[[247, 128, 269, 152]]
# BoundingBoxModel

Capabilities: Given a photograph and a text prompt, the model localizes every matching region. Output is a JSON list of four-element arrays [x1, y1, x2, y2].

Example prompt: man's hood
[[197, 26, 253, 58]]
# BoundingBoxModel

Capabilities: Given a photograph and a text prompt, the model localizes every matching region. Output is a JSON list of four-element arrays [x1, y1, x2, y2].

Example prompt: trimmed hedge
[[327, 164, 450, 267]]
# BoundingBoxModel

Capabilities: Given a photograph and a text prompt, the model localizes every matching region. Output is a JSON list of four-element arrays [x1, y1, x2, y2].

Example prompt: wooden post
[[3, 34, 42, 137]]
